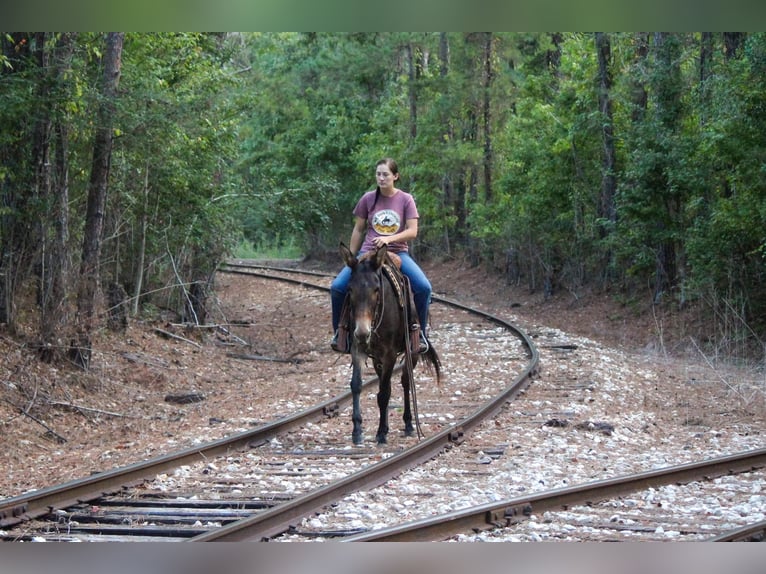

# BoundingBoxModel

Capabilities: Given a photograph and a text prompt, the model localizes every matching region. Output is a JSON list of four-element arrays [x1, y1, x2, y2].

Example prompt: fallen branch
[[153, 327, 202, 348], [48, 401, 131, 418], [226, 352, 304, 364], [214, 326, 249, 346], [2, 398, 67, 443], [170, 322, 253, 329], [165, 392, 205, 405]]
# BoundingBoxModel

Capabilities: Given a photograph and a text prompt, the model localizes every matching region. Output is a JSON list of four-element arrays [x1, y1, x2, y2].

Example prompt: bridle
[[348, 266, 386, 350]]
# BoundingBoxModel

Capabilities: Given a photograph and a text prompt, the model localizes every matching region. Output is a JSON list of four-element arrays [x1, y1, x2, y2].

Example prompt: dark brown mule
[[339, 243, 441, 445]]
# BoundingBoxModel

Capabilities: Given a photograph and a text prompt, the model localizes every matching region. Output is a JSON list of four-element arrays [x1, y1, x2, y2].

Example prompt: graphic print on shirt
[[372, 209, 401, 236]]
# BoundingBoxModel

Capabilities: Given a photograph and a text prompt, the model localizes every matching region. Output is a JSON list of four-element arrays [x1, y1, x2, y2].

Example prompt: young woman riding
[[330, 158, 432, 354]]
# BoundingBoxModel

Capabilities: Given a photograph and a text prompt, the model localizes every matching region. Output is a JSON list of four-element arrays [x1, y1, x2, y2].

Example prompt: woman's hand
[[372, 236, 389, 249]]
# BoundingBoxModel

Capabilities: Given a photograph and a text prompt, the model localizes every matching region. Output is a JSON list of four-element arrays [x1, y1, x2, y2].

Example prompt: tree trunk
[[630, 33, 649, 122], [406, 42, 418, 140], [70, 32, 124, 369], [39, 32, 77, 362], [723, 32, 745, 61], [595, 32, 617, 228], [32, 32, 52, 315], [132, 162, 149, 316], [547, 32, 563, 74], [651, 32, 683, 301], [0, 33, 36, 332], [467, 165, 479, 266], [699, 32, 714, 126], [438, 33, 454, 255], [481, 32, 493, 203], [454, 169, 467, 246]]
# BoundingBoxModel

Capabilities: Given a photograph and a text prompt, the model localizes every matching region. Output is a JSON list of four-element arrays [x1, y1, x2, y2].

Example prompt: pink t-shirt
[[354, 188, 419, 254]]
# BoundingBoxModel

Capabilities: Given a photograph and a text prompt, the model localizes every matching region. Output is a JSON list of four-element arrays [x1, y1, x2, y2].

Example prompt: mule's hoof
[[352, 434, 364, 445], [376, 435, 388, 445]]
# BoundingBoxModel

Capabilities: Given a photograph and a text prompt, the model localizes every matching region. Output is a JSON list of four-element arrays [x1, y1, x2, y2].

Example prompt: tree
[[38, 32, 77, 362], [70, 32, 124, 369], [1, 31, 765, 368], [0, 33, 37, 331], [113, 33, 243, 323], [595, 32, 616, 229], [617, 33, 690, 303]]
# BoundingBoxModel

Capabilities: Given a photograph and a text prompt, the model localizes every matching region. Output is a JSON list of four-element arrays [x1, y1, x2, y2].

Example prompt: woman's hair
[[373, 158, 399, 208], [376, 157, 399, 177]]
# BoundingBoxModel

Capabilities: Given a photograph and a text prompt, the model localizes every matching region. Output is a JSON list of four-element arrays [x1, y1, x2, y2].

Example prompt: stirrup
[[410, 323, 428, 354], [418, 331, 429, 354], [331, 329, 350, 354]]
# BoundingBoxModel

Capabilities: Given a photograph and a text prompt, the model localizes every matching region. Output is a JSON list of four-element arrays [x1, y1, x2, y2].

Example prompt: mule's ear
[[339, 242, 356, 268], [373, 244, 388, 269]]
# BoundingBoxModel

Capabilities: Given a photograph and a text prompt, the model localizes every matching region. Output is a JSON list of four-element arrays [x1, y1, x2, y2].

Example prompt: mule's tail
[[421, 342, 442, 387]]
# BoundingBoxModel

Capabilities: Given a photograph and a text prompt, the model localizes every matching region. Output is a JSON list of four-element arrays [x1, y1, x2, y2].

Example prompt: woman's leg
[[398, 253, 432, 333], [330, 265, 352, 331]]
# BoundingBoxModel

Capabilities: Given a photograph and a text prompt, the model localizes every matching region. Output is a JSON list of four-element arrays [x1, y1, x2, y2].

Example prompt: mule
[[339, 243, 441, 445]]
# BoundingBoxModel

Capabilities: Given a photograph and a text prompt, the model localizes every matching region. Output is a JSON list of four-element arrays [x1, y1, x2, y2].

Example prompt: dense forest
[[1, 32, 764, 368]]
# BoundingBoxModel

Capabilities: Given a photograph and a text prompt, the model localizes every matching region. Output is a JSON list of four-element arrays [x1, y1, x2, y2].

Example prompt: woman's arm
[[349, 216, 367, 256], [372, 218, 418, 249]]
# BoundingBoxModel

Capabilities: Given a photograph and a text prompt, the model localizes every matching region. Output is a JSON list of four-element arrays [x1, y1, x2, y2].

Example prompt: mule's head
[[340, 243, 387, 349]]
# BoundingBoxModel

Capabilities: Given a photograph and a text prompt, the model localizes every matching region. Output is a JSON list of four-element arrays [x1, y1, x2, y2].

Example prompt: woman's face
[[376, 164, 398, 188]]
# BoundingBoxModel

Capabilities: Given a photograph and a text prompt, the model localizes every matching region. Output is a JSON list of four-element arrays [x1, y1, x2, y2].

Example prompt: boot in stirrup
[[331, 328, 350, 354], [410, 323, 428, 354]]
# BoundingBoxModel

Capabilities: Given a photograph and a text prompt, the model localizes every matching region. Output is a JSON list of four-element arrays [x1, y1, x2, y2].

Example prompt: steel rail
[[1, 264, 539, 542], [218, 262, 532, 327], [0, 368, 379, 528], [221, 263, 766, 543], [341, 447, 766, 541], [706, 519, 766, 542], [0, 265, 368, 528], [224, 260, 332, 278], [192, 345, 538, 541], [188, 265, 540, 540]]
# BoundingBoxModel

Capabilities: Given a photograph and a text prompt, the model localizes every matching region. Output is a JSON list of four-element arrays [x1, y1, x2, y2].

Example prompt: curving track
[[1, 261, 764, 542]]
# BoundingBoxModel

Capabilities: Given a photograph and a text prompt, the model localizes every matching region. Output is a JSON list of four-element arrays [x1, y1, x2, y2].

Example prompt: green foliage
[[110, 33, 245, 290], [682, 33, 766, 330], [235, 33, 399, 250], [3, 31, 766, 354], [233, 237, 303, 260]]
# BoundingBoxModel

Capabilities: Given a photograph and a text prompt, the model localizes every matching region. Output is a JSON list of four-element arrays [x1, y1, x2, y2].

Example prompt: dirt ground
[[1, 257, 762, 500]]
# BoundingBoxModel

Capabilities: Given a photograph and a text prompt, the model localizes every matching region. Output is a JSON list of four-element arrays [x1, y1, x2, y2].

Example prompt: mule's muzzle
[[353, 324, 372, 349], [353, 313, 374, 350]]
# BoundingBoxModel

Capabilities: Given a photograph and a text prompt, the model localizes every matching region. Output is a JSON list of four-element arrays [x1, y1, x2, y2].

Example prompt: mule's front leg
[[375, 360, 394, 444], [400, 367, 414, 437], [350, 358, 364, 445]]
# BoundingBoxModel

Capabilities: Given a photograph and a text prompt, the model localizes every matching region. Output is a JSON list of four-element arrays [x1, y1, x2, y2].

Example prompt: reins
[[399, 275, 424, 440], [370, 269, 386, 335]]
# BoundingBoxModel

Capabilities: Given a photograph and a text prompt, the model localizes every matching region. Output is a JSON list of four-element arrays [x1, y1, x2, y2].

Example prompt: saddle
[[358, 249, 401, 269], [336, 250, 420, 355]]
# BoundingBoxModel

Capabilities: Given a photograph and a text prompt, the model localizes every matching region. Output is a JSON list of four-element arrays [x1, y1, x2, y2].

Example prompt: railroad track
[[1, 261, 764, 542], [0, 261, 536, 541]]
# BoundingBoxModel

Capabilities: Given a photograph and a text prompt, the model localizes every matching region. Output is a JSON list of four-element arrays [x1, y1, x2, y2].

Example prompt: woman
[[330, 158, 432, 354]]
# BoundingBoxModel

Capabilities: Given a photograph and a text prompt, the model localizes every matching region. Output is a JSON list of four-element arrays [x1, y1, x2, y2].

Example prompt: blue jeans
[[331, 251, 432, 334]]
